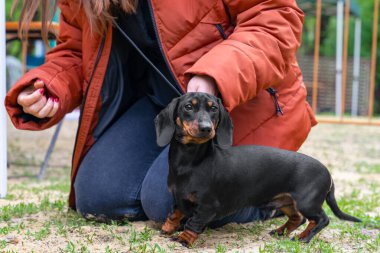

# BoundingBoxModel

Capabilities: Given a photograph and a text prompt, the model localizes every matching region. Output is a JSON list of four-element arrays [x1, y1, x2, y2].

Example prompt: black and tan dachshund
[[154, 92, 361, 247]]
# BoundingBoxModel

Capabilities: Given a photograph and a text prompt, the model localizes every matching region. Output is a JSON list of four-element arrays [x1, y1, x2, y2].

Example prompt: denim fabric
[[74, 96, 270, 225], [74, 96, 163, 220]]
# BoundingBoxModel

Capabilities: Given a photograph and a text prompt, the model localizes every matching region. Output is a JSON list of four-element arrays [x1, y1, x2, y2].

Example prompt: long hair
[[12, 0, 138, 45]]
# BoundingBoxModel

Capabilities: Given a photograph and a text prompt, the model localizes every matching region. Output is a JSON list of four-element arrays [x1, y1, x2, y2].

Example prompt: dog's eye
[[210, 106, 218, 112], [184, 104, 193, 111]]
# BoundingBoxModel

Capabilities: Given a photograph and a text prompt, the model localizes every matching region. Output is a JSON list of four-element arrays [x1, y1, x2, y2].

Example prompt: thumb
[[33, 79, 45, 90]]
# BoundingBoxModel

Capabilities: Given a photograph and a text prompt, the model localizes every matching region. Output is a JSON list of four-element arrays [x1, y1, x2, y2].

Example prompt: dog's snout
[[199, 122, 212, 134]]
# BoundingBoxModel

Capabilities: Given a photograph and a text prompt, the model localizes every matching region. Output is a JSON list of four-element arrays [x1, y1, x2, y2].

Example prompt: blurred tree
[[6, 0, 22, 58]]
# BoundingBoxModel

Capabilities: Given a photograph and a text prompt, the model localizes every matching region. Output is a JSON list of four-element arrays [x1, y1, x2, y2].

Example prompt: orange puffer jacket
[[5, 0, 317, 208]]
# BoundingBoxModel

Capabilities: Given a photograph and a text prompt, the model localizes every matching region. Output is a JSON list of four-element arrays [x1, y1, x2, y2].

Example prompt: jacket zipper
[[215, 24, 228, 40], [266, 87, 284, 116], [71, 34, 106, 168], [147, 0, 184, 95]]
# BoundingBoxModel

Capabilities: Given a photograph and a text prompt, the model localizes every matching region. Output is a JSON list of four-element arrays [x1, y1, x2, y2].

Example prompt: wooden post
[[312, 0, 322, 113], [369, 0, 379, 120]]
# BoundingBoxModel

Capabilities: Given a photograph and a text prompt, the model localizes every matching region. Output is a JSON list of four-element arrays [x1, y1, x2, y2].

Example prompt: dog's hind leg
[[293, 210, 329, 243], [268, 193, 306, 236]]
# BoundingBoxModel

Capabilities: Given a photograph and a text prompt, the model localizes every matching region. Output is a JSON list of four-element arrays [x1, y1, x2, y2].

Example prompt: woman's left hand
[[187, 75, 218, 96]]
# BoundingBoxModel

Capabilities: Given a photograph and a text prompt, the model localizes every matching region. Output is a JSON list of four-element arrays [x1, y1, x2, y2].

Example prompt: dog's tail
[[326, 181, 361, 222]]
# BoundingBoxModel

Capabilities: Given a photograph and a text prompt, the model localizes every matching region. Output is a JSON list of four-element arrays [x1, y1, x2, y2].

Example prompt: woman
[[5, 0, 317, 225]]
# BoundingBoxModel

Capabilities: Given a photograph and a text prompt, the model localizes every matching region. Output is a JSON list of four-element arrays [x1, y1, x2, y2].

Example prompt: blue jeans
[[74, 96, 271, 227]]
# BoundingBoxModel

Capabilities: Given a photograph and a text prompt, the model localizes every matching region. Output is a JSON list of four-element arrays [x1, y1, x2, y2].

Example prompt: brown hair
[[12, 0, 138, 45]]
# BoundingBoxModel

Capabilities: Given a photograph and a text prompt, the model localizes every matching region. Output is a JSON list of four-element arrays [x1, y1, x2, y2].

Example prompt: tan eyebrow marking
[[208, 101, 213, 107], [191, 99, 198, 105]]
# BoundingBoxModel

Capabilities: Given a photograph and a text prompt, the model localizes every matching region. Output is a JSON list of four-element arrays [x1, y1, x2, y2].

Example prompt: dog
[[154, 92, 361, 247]]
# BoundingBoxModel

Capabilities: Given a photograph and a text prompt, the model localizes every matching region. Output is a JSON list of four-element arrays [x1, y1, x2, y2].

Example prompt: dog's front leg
[[161, 209, 184, 235], [176, 206, 216, 247]]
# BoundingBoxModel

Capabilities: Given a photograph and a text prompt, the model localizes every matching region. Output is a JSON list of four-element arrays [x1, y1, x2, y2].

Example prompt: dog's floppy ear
[[216, 98, 233, 146], [154, 97, 180, 147]]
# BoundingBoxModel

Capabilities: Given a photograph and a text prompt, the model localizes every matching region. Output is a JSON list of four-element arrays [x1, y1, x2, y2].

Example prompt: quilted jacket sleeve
[[185, 0, 304, 112], [5, 1, 83, 130]]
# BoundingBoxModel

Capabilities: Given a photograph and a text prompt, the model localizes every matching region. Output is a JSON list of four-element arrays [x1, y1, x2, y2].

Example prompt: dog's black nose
[[199, 123, 212, 134]]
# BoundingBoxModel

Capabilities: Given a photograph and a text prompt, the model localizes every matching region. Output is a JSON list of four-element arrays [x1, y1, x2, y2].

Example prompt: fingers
[[33, 79, 45, 90], [40, 97, 59, 118], [186, 84, 199, 93], [17, 79, 45, 106], [47, 98, 59, 118], [17, 88, 45, 107], [35, 97, 54, 118], [187, 75, 218, 96], [16, 79, 60, 119], [23, 96, 47, 115], [23, 97, 60, 118], [186, 77, 200, 93]]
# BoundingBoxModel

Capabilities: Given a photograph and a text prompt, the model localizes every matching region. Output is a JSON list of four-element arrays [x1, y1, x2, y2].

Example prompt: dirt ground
[[2, 118, 380, 253]]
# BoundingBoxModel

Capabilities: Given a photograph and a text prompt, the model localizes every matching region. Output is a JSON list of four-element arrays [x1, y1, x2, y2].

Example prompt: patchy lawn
[[1, 120, 380, 253]]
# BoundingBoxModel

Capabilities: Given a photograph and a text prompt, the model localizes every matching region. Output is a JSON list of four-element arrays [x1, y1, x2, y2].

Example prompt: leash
[[114, 23, 182, 97]]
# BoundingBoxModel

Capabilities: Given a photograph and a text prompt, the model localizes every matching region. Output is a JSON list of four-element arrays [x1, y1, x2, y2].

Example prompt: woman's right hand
[[17, 79, 60, 119]]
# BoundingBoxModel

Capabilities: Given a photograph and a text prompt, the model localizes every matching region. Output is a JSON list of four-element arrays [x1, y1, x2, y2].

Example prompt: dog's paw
[[170, 234, 190, 248], [173, 230, 198, 248], [269, 229, 286, 237], [160, 230, 173, 237], [161, 221, 179, 236]]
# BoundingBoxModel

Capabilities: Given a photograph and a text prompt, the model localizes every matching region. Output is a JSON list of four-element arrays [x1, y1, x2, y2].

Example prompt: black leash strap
[[114, 23, 182, 97]]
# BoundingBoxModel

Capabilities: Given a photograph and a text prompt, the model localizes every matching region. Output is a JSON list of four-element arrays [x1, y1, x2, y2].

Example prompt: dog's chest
[[168, 171, 203, 206]]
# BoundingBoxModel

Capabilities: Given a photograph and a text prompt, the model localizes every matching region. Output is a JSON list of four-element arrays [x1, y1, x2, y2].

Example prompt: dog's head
[[154, 92, 233, 147]]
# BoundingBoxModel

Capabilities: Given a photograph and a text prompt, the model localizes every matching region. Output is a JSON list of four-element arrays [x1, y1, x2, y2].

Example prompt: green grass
[[8, 181, 70, 194], [215, 243, 228, 253], [260, 238, 339, 253], [0, 196, 66, 222], [355, 162, 380, 174]]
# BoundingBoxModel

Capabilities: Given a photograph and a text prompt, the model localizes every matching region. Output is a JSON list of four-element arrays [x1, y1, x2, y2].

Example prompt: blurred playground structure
[[298, 0, 379, 125]]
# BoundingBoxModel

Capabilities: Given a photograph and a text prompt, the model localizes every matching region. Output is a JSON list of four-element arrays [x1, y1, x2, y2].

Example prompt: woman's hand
[[187, 75, 218, 96], [16, 80, 60, 118]]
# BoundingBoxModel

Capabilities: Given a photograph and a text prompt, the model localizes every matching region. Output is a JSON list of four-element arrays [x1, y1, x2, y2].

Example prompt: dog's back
[[184, 144, 332, 218]]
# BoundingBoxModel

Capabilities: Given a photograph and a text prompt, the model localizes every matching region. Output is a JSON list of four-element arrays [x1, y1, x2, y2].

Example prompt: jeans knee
[[75, 183, 145, 221], [140, 146, 172, 222], [140, 179, 173, 222], [76, 197, 145, 221], [75, 193, 109, 219]]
